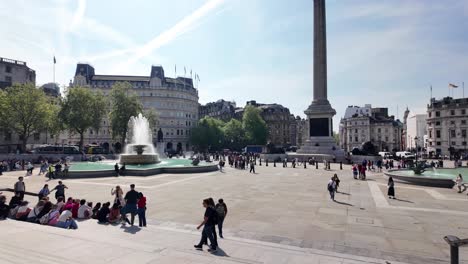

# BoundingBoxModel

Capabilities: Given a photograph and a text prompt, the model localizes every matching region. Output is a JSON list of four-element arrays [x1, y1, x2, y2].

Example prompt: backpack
[[210, 207, 219, 225], [327, 182, 333, 192], [216, 204, 225, 218]]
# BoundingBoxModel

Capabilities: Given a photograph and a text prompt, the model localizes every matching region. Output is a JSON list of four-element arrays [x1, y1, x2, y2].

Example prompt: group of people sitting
[[0, 184, 147, 230]]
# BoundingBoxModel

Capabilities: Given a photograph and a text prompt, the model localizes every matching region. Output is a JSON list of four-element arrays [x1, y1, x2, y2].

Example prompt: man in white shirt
[[77, 199, 91, 219], [57, 210, 78, 229]]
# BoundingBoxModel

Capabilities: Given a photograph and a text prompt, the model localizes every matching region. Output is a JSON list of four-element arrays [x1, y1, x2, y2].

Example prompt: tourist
[[123, 184, 139, 225], [327, 177, 336, 201], [55, 197, 65, 212], [119, 163, 126, 175], [51, 181, 68, 201], [215, 198, 228, 238], [333, 174, 340, 193], [54, 163, 62, 178], [26, 162, 34, 176], [71, 199, 80, 218], [97, 202, 111, 223], [38, 184, 50, 200], [455, 174, 464, 193], [194, 198, 218, 252], [15, 201, 31, 221], [36, 201, 53, 223], [14, 177, 26, 200], [108, 203, 121, 224], [388, 177, 395, 199], [77, 199, 92, 219], [27, 200, 45, 222], [91, 202, 101, 219], [137, 192, 147, 227], [47, 164, 55, 180], [45, 205, 61, 226], [111, 185, 125, 206], [56, 210, 78, 229], [63, 197, 74, 212], [8, 192, 22, 209], [63, 163, 70, 177], [0, 195, 9, 219], [249, 161, 255, 173], [352, 164, 358, 179]]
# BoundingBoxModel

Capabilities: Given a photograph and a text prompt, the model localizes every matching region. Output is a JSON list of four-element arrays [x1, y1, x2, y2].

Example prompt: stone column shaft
[[313, 0, 327, 103]]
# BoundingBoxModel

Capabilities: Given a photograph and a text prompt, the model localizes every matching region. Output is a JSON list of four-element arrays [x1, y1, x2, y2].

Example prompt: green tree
[[242, 105, 268, 145], [190, 117, 225, 152], [109, 82, 142, 145], [223, 119, 245, 151], [0, 83, 54, 152], [143, 108, 159, 133], [59, 87, 106, 151]]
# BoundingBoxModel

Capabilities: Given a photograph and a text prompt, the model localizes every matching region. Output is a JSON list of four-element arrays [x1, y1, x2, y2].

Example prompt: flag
[[175, 64, 177, 75], [53, 56, 56, 64], [190, 69, 192, 78], [184, 66, 186, 76], [449, 83, 459, 88]]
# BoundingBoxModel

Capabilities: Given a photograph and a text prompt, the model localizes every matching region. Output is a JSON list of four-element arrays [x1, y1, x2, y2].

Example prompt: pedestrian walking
[[38, 184, 50, 200], [327, 177, 336, 201], [388, 177, 395, 199], [249, 161, 255, 173], [333, 174, 340, 193], [14, 177, 26, 200], [215, 199, 228, 238], [52, 181, 68, 201], [194, 198, 218, 252], [455, 174, 464, 193]]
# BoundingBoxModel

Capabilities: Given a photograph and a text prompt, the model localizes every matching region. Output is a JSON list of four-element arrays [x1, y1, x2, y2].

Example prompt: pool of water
[[69, 159, 213, 171], [390, 167, 468, 182]]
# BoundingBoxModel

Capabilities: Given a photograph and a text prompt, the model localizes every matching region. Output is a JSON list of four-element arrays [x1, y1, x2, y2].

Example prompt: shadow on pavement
[[211, 247, 229, 257], [120, 224, 141, 234], [333, 200, 353, 206]]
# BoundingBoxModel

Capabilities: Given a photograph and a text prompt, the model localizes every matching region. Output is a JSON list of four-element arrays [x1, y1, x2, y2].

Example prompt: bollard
[[304, 162, 306, 169], [444, 235, 468, 264], [259, 159, 262, 166], [316, 162, 318, 169], [340, 161, 343, 170], [274, 161, 276, 167], [266, 160, 268, 167]]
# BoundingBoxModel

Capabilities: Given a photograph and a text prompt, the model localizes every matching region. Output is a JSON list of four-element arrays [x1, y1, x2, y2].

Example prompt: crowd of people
[[0, 159, 70, 179], [1, 179, 148, 230]]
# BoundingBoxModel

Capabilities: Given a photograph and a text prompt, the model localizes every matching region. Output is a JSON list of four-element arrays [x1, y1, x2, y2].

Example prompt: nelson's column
[[297, 0, 345, 160]]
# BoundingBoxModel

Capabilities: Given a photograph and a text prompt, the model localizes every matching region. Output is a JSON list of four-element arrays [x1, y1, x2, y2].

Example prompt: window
[[462, 129, 467, 138], [349, 136, 352, 142], [4, 132, 12, 141], [462, 109, 466, 115], [436, 121, 441, 126], [436, 111, 440, 117], [429, 112, 432, 117], [429, 131, 432, 138], [429, 142, 433, 146], [451, 110, 455, 116], [452, 141, 456, 145], [450, 121, 455, 125], [355, 136, 358, 142], [451, 130, 456, 138], [377, 128, 381, 133], [176, 130, 179, 135], [5, 76, 12, 82], [436, 142, 441, 146], [436, 130, 441, 138], [385, 136, 389, 142], [462, 120, 466, 125], [355, 129, 358, 133], [463, 142, 467, 146], [34, 133, 40, 140], [5, 65, 11, 73]]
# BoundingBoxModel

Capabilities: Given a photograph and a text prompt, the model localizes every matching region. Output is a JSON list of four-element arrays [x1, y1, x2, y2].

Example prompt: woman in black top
[[194, 198, 218, 251]]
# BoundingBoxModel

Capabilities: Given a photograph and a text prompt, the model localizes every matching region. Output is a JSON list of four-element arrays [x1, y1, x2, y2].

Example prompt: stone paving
[[1, 162, 468, 263]]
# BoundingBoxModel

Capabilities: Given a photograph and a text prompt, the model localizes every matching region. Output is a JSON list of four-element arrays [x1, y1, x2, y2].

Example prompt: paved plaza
[[1, 162, 468, 263]]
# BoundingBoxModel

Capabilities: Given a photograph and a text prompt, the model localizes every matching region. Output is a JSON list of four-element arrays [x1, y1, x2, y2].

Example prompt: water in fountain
[[120, 113, 160, 164]]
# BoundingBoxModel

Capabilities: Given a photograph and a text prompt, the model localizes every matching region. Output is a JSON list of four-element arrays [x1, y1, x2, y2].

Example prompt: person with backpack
[[327, 177, 336, 201], [215, 199, 228, 238]]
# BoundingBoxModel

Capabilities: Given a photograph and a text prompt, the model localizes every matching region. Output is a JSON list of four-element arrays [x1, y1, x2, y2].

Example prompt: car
[[378, 152, 392, 159], [395, 151, 415, 159]]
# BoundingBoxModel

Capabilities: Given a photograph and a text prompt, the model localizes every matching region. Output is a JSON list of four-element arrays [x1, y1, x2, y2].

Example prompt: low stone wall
[[349, 155, 382, 163]]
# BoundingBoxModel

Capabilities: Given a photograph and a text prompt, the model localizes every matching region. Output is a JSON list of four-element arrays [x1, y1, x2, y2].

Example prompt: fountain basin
[[384, 167, 468, 188], [120, 154, 160, 165], [67, 159, 219, 178]]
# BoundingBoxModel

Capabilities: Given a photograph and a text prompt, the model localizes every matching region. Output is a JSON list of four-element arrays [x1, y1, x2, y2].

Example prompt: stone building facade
[[199, 99, 236, 121], [65, 63, 199, 153], [426, 97, 468, 158], [234, 101, 297, 147], [0, 57, 36, 89], [405, 113, 427, 151], [339, 105, 403, 153]]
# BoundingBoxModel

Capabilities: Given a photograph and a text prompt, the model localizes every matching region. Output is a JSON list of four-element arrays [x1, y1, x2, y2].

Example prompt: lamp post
[[414, 136, 419, 165]]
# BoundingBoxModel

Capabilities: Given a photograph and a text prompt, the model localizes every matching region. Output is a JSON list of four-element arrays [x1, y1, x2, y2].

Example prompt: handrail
[[444, 235, 468, 264]]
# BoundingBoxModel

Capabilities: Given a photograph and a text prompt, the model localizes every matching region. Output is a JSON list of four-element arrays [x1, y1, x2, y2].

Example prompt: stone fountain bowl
[[119, 154, 160, 165]]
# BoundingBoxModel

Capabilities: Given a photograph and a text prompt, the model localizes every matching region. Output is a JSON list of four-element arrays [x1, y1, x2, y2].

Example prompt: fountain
[[119, 113, 160, 165], [385, 167, 467, 188]]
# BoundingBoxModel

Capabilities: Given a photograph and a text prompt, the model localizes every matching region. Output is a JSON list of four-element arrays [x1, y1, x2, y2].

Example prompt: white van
[[378, 152, 392, 158], [396, 151, 415, 159]]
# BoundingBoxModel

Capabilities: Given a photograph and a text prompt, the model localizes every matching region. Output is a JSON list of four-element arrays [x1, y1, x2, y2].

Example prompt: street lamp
[[414, 136, 419, 165]]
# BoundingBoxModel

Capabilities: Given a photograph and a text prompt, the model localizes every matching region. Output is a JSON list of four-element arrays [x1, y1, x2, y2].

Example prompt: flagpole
[[463, 82, 465, 98], [53, 56, 56, 85]]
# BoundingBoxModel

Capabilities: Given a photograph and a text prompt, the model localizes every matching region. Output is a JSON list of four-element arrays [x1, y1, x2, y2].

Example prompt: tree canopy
[[109, 82, 143, 145], [242, 105, 268, 145], [59, 86, 106, 151], [0, 83, 54, 152], [190, 117, 225, 152]]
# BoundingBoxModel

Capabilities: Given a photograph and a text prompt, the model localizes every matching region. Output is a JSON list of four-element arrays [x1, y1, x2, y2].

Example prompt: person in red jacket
[[137, 192, 146, 227], [71, 199, 80, 218]]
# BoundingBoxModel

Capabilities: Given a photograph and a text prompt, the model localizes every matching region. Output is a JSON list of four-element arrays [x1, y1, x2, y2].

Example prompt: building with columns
[[426, 97, 468, 158], [339, 105, 403, 153], [67, 63, 199, 153]]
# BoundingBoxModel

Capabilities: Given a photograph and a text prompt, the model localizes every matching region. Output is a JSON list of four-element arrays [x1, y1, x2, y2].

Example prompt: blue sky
[[1, 0, 468, 131]]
